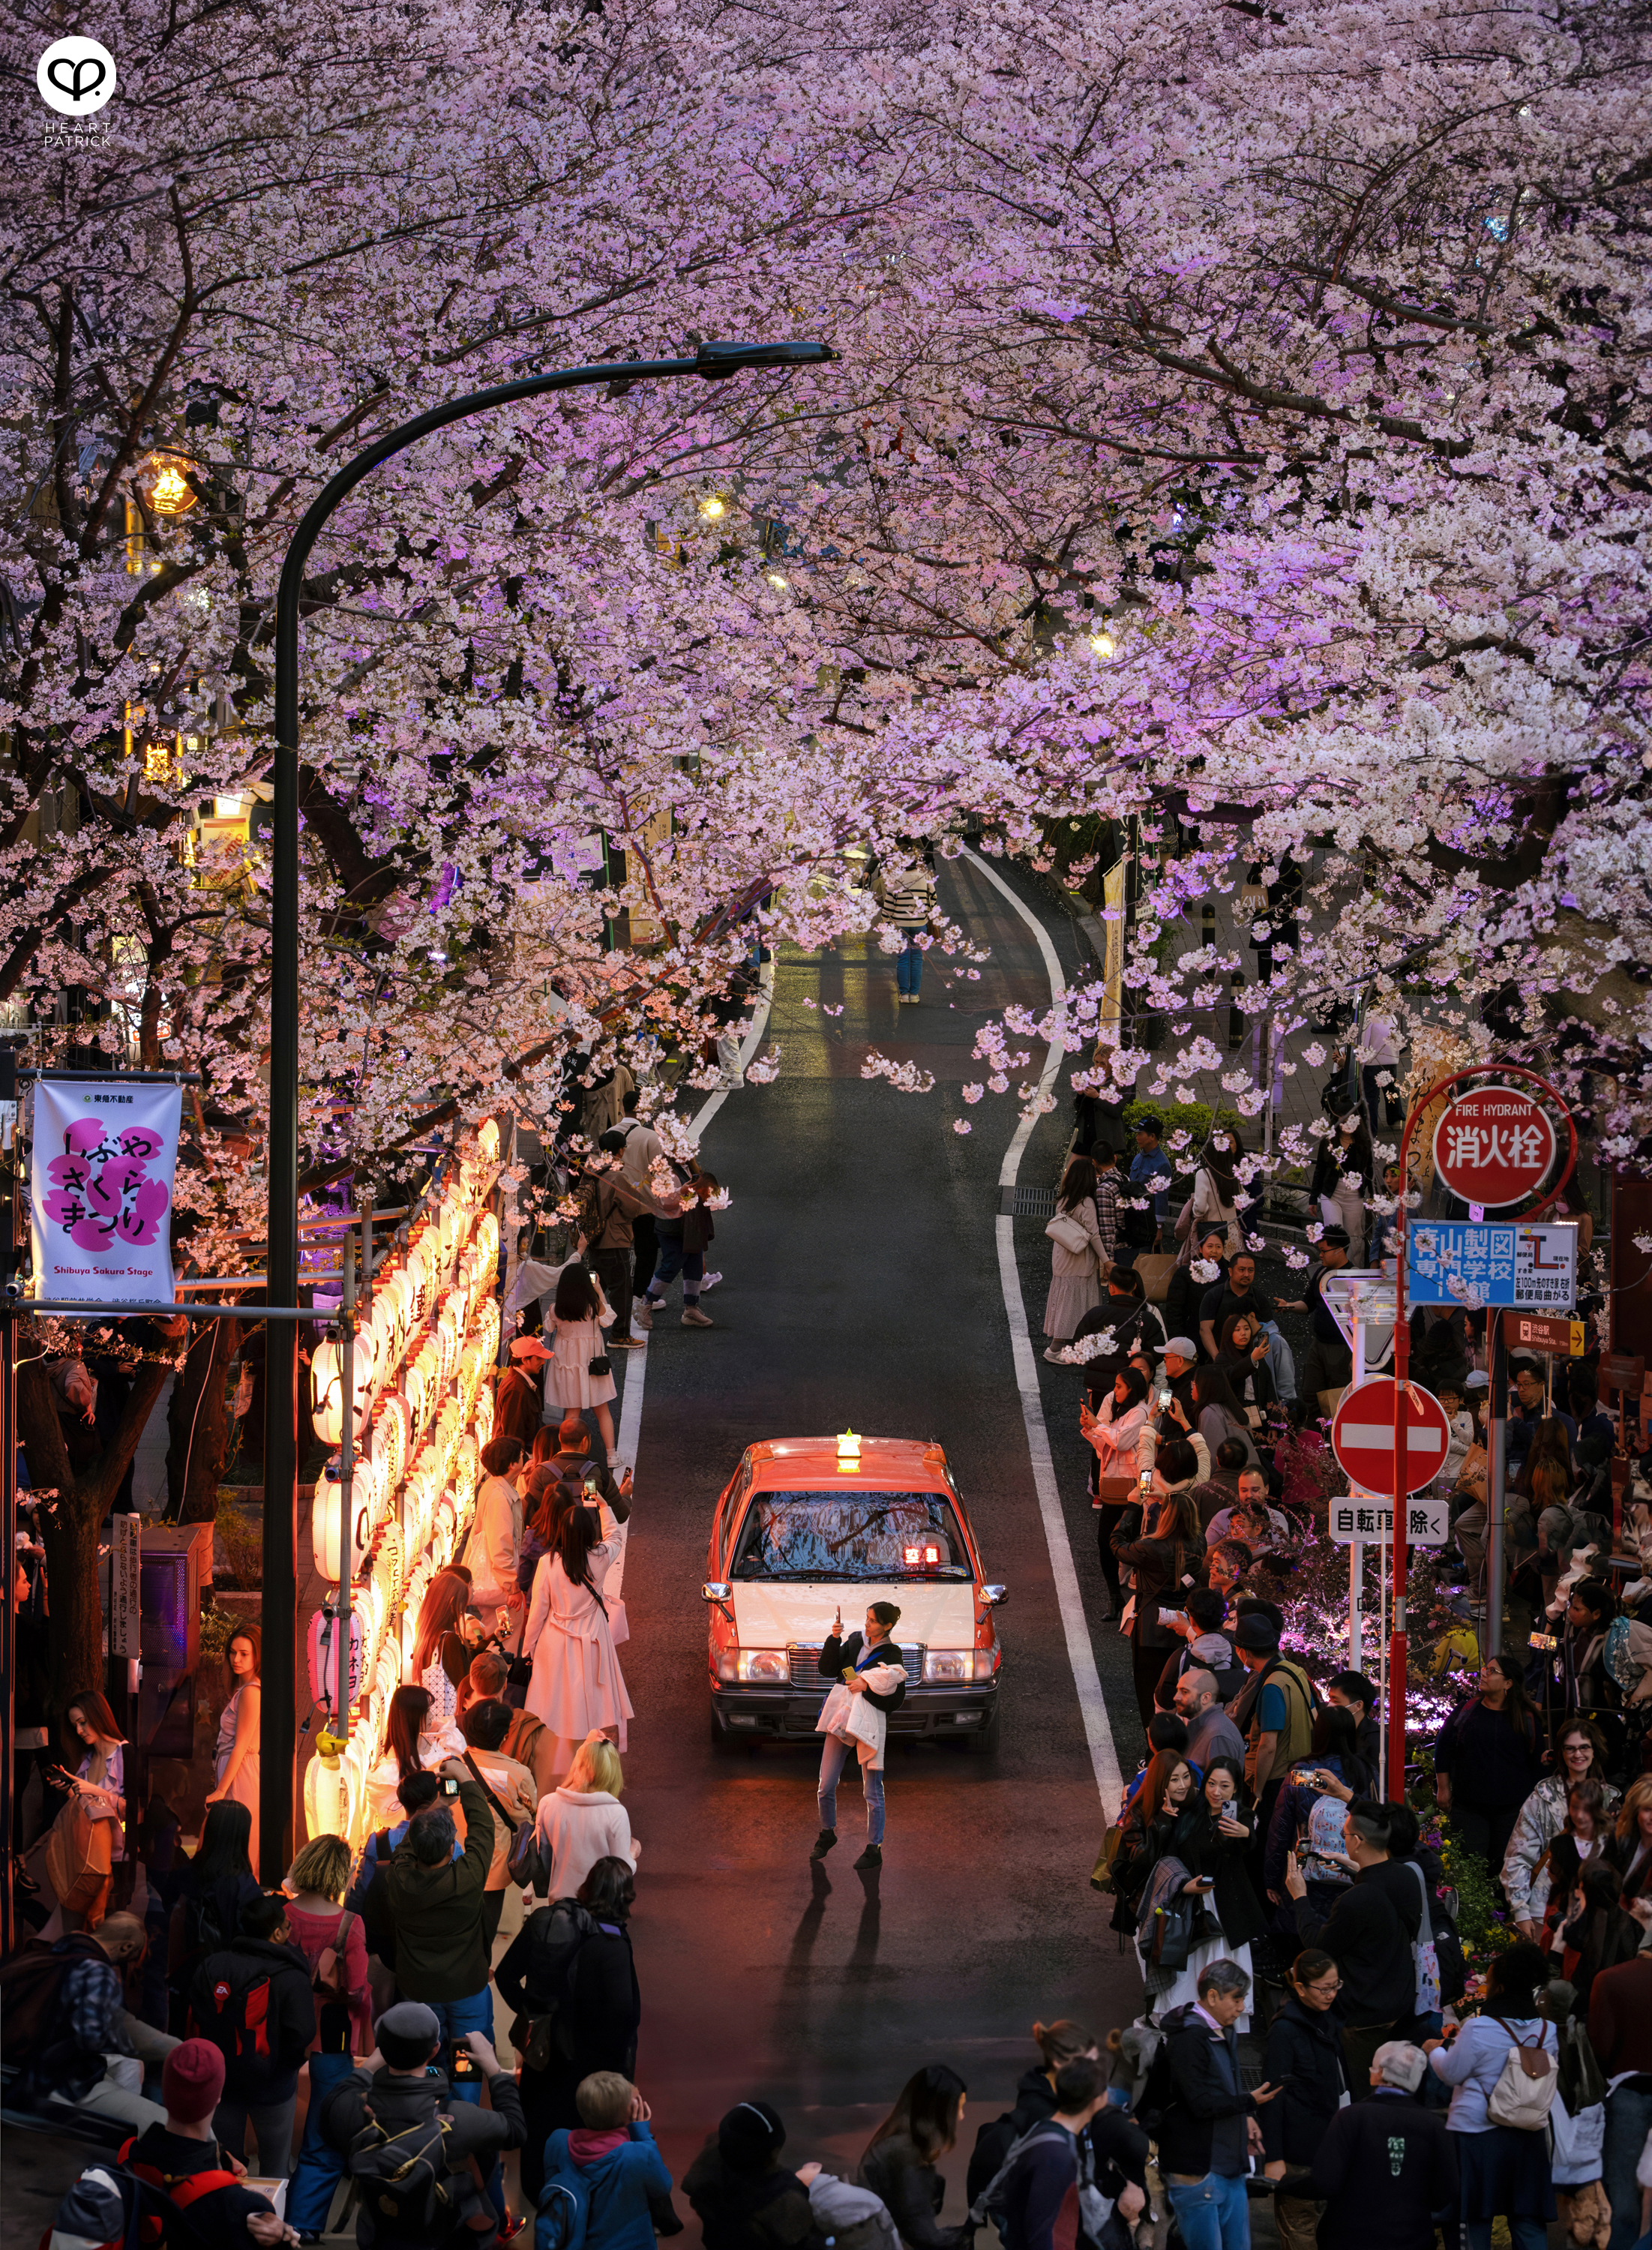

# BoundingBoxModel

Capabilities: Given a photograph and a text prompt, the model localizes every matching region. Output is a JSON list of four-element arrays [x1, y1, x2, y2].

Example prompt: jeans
[[215, 2089, 298, 2176], [646, 1238, 703, 1305], [1165, 2170, 1250, 2250], [818, 1736, 885, 1843], [286, 2051, 358, 2234], [897, 936, 922, 994], [1604, 2084, 1652, 2250], [421, 1989, 495, 2106]]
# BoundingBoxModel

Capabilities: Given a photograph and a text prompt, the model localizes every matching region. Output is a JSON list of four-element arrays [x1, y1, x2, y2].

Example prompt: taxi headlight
[[730, 1647, 789, 1684], [923, 1649, 974, 1684]]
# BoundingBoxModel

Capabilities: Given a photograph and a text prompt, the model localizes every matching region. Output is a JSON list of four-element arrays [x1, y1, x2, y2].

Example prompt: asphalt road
[[617, 850, 1153, 2198]]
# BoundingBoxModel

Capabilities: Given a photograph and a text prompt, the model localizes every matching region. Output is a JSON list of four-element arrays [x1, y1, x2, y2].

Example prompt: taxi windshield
[[732, 1491, 970, 1580]]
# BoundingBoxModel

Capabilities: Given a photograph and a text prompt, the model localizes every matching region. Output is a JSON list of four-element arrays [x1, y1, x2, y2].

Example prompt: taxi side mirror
[[703, 1582, 733, 1602], [983, 1584, 1009, 1606]]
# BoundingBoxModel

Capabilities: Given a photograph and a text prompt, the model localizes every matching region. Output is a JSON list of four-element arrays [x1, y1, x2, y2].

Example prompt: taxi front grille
[[787, 1642, 925, 1689]]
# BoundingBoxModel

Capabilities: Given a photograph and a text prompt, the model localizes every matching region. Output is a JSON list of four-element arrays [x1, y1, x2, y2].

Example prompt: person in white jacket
[[1081, 1367, 1153, 1490], [1501, 1719, 1618, 1936], [532, 1732, 640, 1901]]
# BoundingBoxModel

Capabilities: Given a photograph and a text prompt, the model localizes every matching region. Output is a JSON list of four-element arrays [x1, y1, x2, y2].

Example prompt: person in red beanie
[[122, 2037, 295, 2246]]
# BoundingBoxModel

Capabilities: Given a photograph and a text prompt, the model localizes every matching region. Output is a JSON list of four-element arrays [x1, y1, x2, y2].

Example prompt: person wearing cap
[[1124, 1114, 1171, 1258], [493, 1339, 545, 1453], [321, 2002, 526, 2247], [1229, 1612, 1317, 1882], [1279, 1231, 1354, 1408], [1309, 2039, 1457, 2250], [682, 2098, 826, 2250], [124, 2039, 294, 2246], [1162, 1338, 1200, 1419]]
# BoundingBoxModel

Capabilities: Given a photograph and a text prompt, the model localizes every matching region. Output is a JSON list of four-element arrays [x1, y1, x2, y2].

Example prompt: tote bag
[[1046, 1210, 1093, 1258]]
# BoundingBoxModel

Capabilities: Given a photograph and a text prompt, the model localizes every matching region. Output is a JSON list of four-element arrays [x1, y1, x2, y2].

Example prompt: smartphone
[[450, 2042, 480, 2081], [1529, 1631, 1558, 1652], [442, 1775, 460, 1796], [1159, 1390, 1172, 1408], [1139, 1470, 1153, 1491]]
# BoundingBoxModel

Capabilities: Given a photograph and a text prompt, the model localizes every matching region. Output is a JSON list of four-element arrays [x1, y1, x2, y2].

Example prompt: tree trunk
[[166, 1315, 235, 1522], [18, 1343, 179, 1720]]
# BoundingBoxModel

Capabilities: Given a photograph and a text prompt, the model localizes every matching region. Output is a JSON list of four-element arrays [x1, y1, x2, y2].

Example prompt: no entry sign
[[1432, 1086, 1556, 1208], [1331, 1377, 1451, 1497]]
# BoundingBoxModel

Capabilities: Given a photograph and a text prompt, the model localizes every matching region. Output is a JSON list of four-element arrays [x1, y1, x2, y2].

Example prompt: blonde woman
[[284, 1832, 371, 2236], [531, 1730, 639, 1900]]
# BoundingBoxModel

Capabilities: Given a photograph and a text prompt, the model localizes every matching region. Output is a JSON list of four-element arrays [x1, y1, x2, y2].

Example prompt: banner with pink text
[[30, 1078, 181, 1304]]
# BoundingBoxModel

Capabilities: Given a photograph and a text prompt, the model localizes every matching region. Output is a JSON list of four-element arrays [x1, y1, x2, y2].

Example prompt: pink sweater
[[286, 1900, 372, 2055]]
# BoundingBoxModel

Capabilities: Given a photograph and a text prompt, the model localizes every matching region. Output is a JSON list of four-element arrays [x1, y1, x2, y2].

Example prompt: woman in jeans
[[811, 1601, 907, 1871], [1426, 1940, 1558, 2250]]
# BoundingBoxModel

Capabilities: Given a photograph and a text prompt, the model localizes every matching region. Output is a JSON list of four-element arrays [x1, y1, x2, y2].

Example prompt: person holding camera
[[379, 1759, 496, 2104]]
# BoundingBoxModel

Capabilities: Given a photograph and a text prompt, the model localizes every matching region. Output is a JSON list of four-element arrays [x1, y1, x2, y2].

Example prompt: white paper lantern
[[310, 1336, 370, 1446], [307, 1604, 365, 1707], [310, 1469, 372, 1586]]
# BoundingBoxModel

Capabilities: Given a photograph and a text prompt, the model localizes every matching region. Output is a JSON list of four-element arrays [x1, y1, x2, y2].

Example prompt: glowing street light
[[700, 496, 727, 519], [1089, 631, 1116, 659]]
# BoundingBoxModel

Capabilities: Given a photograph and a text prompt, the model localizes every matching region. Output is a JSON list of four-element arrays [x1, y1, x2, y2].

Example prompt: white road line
[[964, 848, 1124, 1809], [606, 979, 775, 1600]]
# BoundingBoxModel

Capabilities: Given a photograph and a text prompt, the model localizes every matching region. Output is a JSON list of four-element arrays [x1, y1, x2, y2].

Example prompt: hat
[[1234, 1613, 1280, 1654], [377, 2000, 442, 2068], [718, 2099, 786, 2177], [510, 1336, 553, 1364], [1318, 1226, 1350, 1250], [1165, 1337, 1198, 1360], [163, 2039, 225, 2124], [1465, 1370, 1490, 1390]]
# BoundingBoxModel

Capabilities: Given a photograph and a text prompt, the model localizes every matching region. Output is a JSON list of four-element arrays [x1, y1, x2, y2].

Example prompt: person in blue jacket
[[542, 2072, 675, 2250]]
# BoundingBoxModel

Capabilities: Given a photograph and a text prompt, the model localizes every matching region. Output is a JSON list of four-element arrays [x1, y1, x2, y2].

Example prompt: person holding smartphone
[[811, 1604, 906, 1869], [1153, 1757, 1270, 2033]]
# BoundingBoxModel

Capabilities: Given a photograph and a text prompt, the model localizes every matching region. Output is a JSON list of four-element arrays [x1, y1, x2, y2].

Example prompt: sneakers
[[634, 1300, 658, 1328], [608, 1335, 643, 1350], [1042, 1345, 1069, 1364], [810, 1828, 838, 1861], [682, 1306, 714, 1328], [854, 1843, 883, 1869]]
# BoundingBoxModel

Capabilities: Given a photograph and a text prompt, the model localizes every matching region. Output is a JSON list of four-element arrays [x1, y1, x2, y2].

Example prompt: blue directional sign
[[1405, 1221, 1577, 1312]]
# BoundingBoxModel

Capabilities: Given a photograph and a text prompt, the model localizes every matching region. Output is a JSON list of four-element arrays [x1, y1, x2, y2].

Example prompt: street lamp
[[260, 338, 833, 1878]]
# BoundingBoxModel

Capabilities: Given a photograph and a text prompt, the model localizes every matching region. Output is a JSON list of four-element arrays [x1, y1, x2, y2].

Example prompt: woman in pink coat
[[522, 1504, 633, 1778]]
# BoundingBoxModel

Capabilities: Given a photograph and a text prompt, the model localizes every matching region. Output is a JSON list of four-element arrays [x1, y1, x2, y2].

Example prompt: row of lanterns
[[304, 1136, 502, 1849]]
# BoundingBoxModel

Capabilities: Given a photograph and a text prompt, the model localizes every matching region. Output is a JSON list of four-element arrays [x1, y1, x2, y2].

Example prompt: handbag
[[1149, 1891, 1201, 1972], [1091, 1825, 1123, 1894], [587, 1353, 612, 1377], [1132, 1253, 1177, 1304], [1046, 1210, 1094, 1258], [44, 1795, 115, 1921], [312, 1908, 358, 2002]]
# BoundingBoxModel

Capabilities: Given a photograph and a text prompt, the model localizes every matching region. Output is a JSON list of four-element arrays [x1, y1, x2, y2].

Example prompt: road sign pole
[[1486, 1318, 1509, 1659]]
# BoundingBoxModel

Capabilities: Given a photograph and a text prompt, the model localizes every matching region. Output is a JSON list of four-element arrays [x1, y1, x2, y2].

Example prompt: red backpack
[[189, 1953, 274, 2062], [37, 2146, 235, 2250]]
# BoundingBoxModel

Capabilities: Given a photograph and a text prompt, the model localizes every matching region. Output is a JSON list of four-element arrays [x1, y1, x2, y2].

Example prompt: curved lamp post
[[262, 340, 834, 1877]]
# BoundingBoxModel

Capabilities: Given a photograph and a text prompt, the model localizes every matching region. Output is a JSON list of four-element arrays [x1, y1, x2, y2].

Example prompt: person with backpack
[[1423, 1940, 1559, 2250], [189, 1889, 316, 2176], [1146, 1958, 1281, 2250], [1310, 2039, 1459, 2250], [4, 1908, 178, 2129], [682, 2098, 829, 2250], [1227, 1613, 1317, 1888], [167, 1799, 262, 2034], [859, 2066, 972, 2250], [541, 2070, 675, 2250], [494, 1855, 643, 2205], [283, 1834, 373, 2242], [319, 2003, 526, 2248], [1285, 1801, 1421, 2094], [379, 1762, 496, 2096], [123, 2037, 295, 2246], [967, 2039, 1147, 2250], [973, 2056, 1143, 2250]]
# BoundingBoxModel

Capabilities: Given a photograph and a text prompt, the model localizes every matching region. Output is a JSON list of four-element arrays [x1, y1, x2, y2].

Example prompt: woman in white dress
[[541, 1264, 619, 1454], [365, 1682, 466, 1827], [523, 1502, 633, 1780], [1042, 1154, 1108, 1358], [205, 1624, 262, 1874]]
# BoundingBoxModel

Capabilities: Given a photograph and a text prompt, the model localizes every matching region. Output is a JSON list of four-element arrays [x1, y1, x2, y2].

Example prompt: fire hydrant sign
[[1432, 1087, 1556, 1208], [1405, 1221, 1577, 1311], [1330, 1494, 1450, 1546], [1331, 1377, 1452, 1497], [29, 1078, 181, 1304]]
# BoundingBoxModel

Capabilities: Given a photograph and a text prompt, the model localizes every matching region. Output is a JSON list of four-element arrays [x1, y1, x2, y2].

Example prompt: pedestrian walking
[[860, 2065, 972, 2248], [541, 2072, 674, 2250], [205, 1632, 263, 1885], [1285, 1800, 1421, 2092], [366, 1683, 465, 1828], [1587, 1944, 1652, 2250], [1112, 1483, 1202, 1726], [165, 1799, 261, 2033], [1425, 1940, 1559, 2250], [493, 1344, 544, 1452], [640, 1170, 719, 1328], [523, 1498, 634, 1777], [529, 1730, 639, 1901], [456, 1696, 538, 1946], [1435, 1655, 1543, 1872], [578, 1153, 649, 1354], [466, 1440, 527, 1643], [1261, 1949, 1349, 2250], [283, 1836, 372, 2242], [190, 1888, 316, 2176], [1123, 1114, 1172, 1261], [379, 1760, 497, 2091], [1278, 1231, 1355, 1408], [1358, 1016, 1404, 1136], [987, 2055, 1142, 2250], [683, 2100, 824, 2250], [1042, 1155, 1108, 1356], [122, 2038, 289, 2247], [1310, 1102, 1373, 1263], [811, 1600, 907, 1869], [1311, 2039, 1458, 2250], [1150, 1958, 1281, 2250], [874, 851, 937, 1004], [494, 1856, 643, 2206]]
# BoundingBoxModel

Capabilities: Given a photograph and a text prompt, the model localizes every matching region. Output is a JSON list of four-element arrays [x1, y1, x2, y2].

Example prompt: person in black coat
[[1171, 1756, 1270, 1956], [1310, 2040, 1458, 2250], [812, 1602, 907, 1870], [493, 1855, 642, 2206], [965, 2020, 1149, 2218], [1285, 1802, 1421, 2094], [1112, 1486, 1203, 1726], [187, 1892, 316, 2178], [859, 2066, 973, 2250], [683, 2099, 828, 2250], [1261, 1950, 1349, 2250]]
